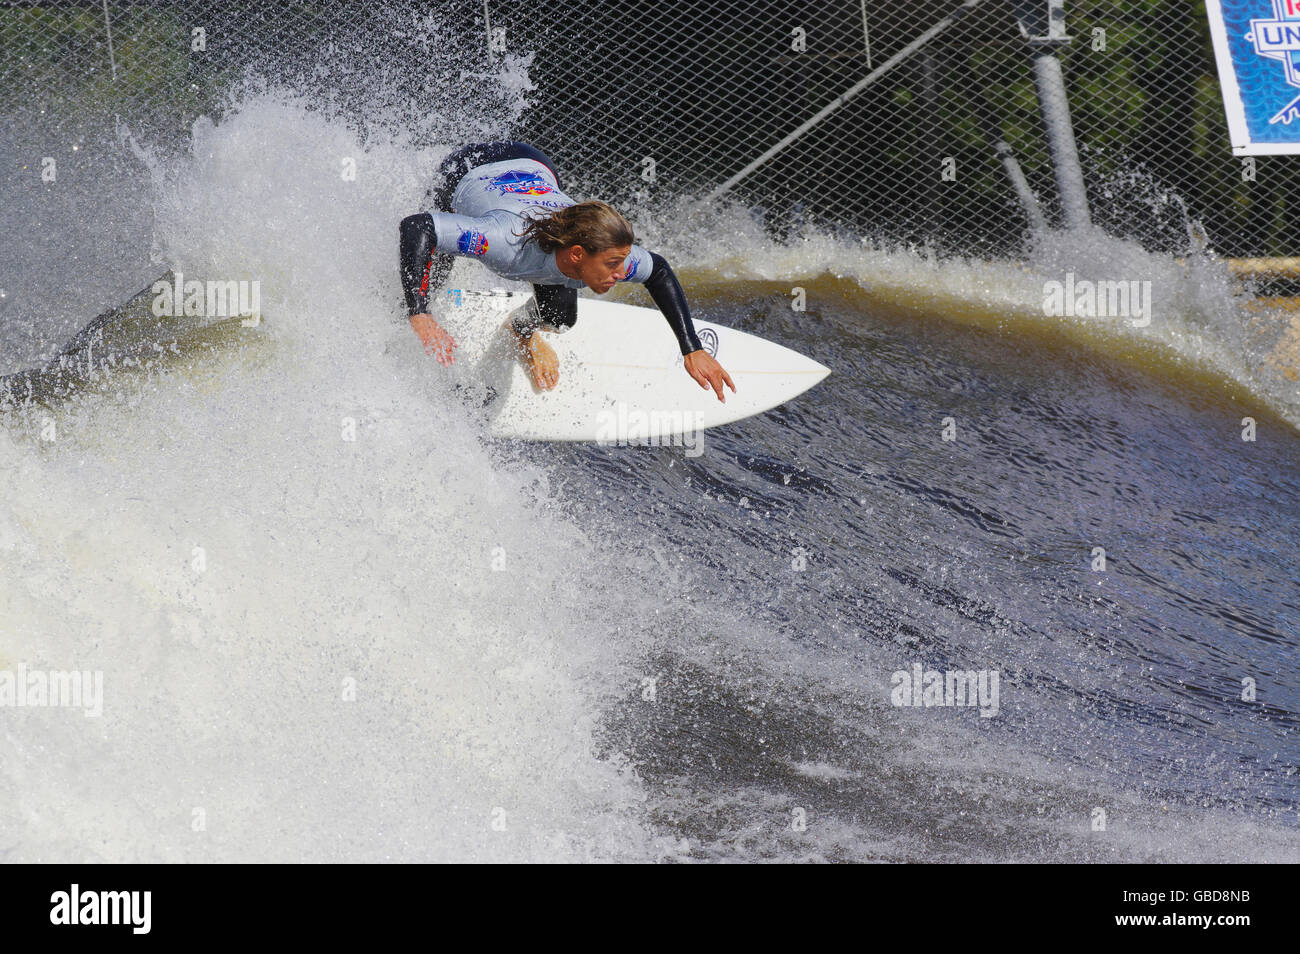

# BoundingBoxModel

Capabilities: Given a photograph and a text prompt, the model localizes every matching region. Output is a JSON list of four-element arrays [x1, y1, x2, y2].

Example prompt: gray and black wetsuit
[[398, 141, 702, 355]]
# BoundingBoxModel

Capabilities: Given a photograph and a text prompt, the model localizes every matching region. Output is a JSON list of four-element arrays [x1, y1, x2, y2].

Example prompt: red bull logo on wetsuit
[[618, 257, 642, 282], [486, 170, 554, 196], [457, 230, 490, 255]]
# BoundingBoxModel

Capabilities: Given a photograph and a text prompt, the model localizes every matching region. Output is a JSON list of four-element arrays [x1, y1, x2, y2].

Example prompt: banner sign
[[1208, 0, 1300, 153]]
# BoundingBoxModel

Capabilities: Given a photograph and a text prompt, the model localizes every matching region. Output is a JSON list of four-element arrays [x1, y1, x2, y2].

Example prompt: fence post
[[100, 0, 118, 82], [1017, 0, 1090, 229]]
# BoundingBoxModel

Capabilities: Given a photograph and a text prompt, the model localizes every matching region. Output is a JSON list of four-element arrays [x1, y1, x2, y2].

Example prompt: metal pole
[[994, 139, 1047, 232], [1018, 0, 1090, 228], [706, 0, 987, 202], [977, 91, 1046, 232], [101, 0, 118, 81], [921, 48, 940, 229], [977, 86, 1045, 235], [859, 0, 872, 69]]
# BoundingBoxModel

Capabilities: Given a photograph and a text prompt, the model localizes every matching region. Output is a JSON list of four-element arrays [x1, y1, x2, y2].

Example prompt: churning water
[[2, 83, 1298, 862]]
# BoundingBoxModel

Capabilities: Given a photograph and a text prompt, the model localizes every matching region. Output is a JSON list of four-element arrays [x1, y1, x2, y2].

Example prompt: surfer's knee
[[533, 284, 578, 331], [509, 298, 543, 339]]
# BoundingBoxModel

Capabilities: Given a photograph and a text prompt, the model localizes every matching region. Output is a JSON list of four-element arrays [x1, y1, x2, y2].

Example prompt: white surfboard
[[429, 289, 829, 442]]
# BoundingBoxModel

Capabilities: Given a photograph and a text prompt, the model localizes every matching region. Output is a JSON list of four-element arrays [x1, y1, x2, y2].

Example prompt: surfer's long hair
[[518, 200, 635, 254]]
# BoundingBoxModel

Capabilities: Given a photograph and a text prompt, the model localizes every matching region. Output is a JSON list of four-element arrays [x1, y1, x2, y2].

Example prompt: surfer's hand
[[684, 350, 736, 403], [524, 333, 560, 390], [410, 313, 456, 365]]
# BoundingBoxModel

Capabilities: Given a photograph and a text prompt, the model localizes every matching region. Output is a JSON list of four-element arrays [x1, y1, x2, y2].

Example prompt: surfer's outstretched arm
[[399, 212, 456, 363], [640, 252, 736, 402], [399, 213, 454, 316], [642, 252, 702, 356]]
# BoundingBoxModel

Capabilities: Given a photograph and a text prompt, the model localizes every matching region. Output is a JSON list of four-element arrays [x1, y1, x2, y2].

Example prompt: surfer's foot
[[522, 332, 559, 390]]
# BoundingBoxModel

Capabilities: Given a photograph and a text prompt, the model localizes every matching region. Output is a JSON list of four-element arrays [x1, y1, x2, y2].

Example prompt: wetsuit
[[399, 141, 703, 355]]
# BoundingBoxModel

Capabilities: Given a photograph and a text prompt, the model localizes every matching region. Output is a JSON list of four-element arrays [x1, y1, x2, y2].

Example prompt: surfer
[[399, 141, 736, 401]]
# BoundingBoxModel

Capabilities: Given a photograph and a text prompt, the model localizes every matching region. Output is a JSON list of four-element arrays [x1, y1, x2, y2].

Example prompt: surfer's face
[[569, 244, 631, 293]]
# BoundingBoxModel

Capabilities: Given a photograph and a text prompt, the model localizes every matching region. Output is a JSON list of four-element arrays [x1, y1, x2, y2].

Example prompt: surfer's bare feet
[[522, 333, 559, 390]]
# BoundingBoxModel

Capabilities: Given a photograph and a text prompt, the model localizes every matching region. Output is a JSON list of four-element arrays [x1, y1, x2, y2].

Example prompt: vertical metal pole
[[101, 0, 118, 81], [921, 48, 940, 231], [859, 0, 872, 69], [101, 0, 124, 140], [1019, 0, 1090, 228]]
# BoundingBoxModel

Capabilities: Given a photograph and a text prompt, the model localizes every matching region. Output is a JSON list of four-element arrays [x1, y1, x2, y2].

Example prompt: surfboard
[[424, 289, 830, 443]]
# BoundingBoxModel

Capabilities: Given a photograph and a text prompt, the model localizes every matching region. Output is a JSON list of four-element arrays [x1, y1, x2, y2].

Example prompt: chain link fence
[[1, 1, 1296, 270], [516, 0, 1293, 259]]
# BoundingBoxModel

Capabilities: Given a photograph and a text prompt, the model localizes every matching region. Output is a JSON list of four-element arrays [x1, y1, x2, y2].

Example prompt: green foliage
[[0, 6, 237, 136]]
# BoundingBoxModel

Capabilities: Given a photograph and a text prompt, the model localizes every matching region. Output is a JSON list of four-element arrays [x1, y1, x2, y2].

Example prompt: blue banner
[[1208, 0, 1300, 153]]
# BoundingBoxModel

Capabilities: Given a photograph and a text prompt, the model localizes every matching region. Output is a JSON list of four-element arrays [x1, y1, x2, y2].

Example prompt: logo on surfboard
[[699, 327, 719, 357]]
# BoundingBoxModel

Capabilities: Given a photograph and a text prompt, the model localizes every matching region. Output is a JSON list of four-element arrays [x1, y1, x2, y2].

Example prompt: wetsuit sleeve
[[398, 212, 450, 316], [637, 251, 704, 356], [399, 211, 503, 316]]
